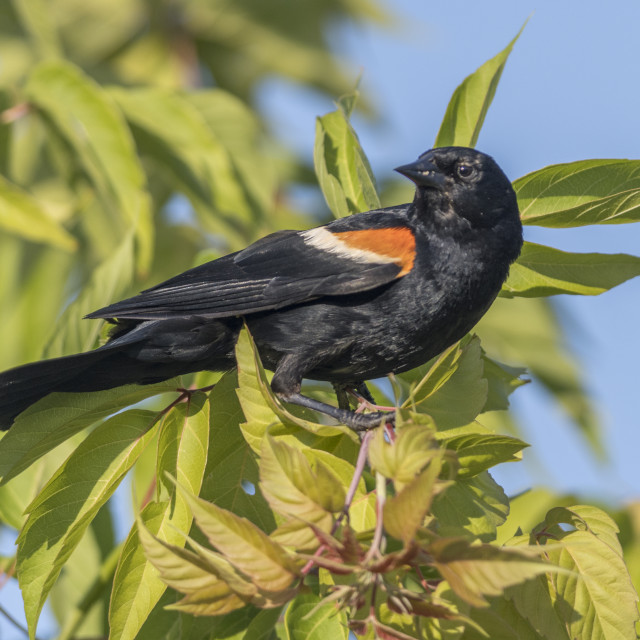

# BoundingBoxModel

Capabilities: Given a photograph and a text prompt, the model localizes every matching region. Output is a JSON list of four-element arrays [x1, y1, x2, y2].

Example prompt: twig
[[300, 429, 376, 576], [339, 429, 375, 526], [364, 471, 387, 563]]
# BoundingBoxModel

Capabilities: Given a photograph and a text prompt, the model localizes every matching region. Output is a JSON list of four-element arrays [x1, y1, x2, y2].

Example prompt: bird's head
[[395, 147, 520, 233]]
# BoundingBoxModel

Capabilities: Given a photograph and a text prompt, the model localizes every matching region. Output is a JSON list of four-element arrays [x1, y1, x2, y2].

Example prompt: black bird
[[0, 147, 522, 431]]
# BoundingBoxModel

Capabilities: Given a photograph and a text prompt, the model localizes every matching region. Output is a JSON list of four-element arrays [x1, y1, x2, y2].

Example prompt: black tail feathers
[[0, 347, 174, 430], [0, 317, 240, 430]]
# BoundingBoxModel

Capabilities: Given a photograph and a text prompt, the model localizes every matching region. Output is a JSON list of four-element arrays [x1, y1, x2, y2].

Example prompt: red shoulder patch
[[335, 227, 416, 276]]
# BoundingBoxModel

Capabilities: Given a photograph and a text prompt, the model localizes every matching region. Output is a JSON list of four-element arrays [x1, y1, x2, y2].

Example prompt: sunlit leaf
[[503, 505, 640, 640], [432, 472, 509, 543], [284, 593, 349, 640], [516, 159, 640, 227], [476, 296, 602, 451], [541, 505, 624, 553], [110, 87, 257, 248], [481, 356, 528, 413], [176, 483, 300, 593], [503, 241, 640, 297], [438, 433, 528, 478], [544, 535, 638, 639], [430, 538, 556, 608], [25, 59, 152, 271], [260, 435, 344, 527], [49, 512, 115, 640], [383, 454, 443, 544], [401, 336, 488, 430], [109, 395, 210, 640], [17, 409, 159, 637], [0, 174, 76, 250], [44, 234, 134, 358], [435, 22, 526, 148], [0, 379, 178, 485], [12, 0, 61, 58], [136, 513, 250, 617], [200, 371, 276, 532], [368, 424, 439, 485], [314, 94, 380, 218], [157, 391, 210, 501]]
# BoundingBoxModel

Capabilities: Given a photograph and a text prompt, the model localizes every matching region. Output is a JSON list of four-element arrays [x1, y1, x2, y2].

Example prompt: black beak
[[395, 159, 445, 190]]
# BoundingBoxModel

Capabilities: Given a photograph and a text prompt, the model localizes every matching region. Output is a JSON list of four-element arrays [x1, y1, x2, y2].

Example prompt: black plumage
[[0, 147, 522, 431]]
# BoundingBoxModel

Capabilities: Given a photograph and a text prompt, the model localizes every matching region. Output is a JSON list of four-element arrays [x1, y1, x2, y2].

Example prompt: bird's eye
[[456, 164, 476, 179]]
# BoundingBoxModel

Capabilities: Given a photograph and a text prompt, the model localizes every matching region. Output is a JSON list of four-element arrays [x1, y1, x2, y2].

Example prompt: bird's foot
[[347, 409, 396, 433], [279, 391, 395, 433]]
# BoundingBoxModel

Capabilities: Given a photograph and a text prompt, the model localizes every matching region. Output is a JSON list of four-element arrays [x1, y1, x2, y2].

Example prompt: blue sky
[[259, 0, 640, 503]]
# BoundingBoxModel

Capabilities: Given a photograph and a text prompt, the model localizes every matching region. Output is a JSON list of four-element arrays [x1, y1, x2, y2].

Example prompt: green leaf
[[481, 356, 528, 412], [235, 326, 351, 453], [135, 509, 250, 618], [52, 518, 117, 640], [401, 336, 488, 430], [545, 534, 638, 639], [109, 395, 211, 640], [44, 234, 134, 358], [283, 593, 349, 640], [260, 435, 345, 526], [498, 540, 573, 640], [186, 89, 275, 218], [17, 409, 159, 638], [540, 504, 625, 562], [157, 391, 210, 500], [383, 453, 443, 544], [0, 379, 178, 485], [200, 371, 276, 531], [314, 94, 380, 218], [25, 59, 152, 271], [432, 472, 509, 543], [438, 433, 528, 478], [496, 489, 572, 546], [503, 241, 640, 298], [0, 174, 76, 250], [518, 505, 640, 640], [516, 159, 640, 227], [430, 538, 557, 608], [110, 87, 256, 248], [234, 607, 284, 639], [435, 22, 525, 148], [0, 468, 36, 529], [461, 592, 558, 640], [235, 327, 282, 453], [12, 0, 62, 58], [310, 449, 374, 533], [176, 483, 300, 593], [368, 423, 439, 485], [476, 296, 602, 452]]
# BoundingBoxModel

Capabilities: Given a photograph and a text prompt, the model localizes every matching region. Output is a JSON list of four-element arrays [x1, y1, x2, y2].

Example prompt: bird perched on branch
[[0, 147, 522, 431]]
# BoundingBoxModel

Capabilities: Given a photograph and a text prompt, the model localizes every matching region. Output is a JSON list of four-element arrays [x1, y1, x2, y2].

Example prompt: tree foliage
[[0, 4, 639, 640]]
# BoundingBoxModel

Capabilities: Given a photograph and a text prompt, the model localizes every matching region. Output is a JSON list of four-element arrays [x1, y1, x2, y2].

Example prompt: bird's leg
[[280, 391, 393, 433], [348, 382, 396, 413], [332, 382, 353, 410], [272, 355, 395, 433]]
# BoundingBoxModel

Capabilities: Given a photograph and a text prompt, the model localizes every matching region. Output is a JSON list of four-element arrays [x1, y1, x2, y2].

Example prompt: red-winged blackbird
[[0, 147, 522, 431]]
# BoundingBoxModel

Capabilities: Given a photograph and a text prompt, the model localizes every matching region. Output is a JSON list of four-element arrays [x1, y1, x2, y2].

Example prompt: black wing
[[87, 211, 414, 321]]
